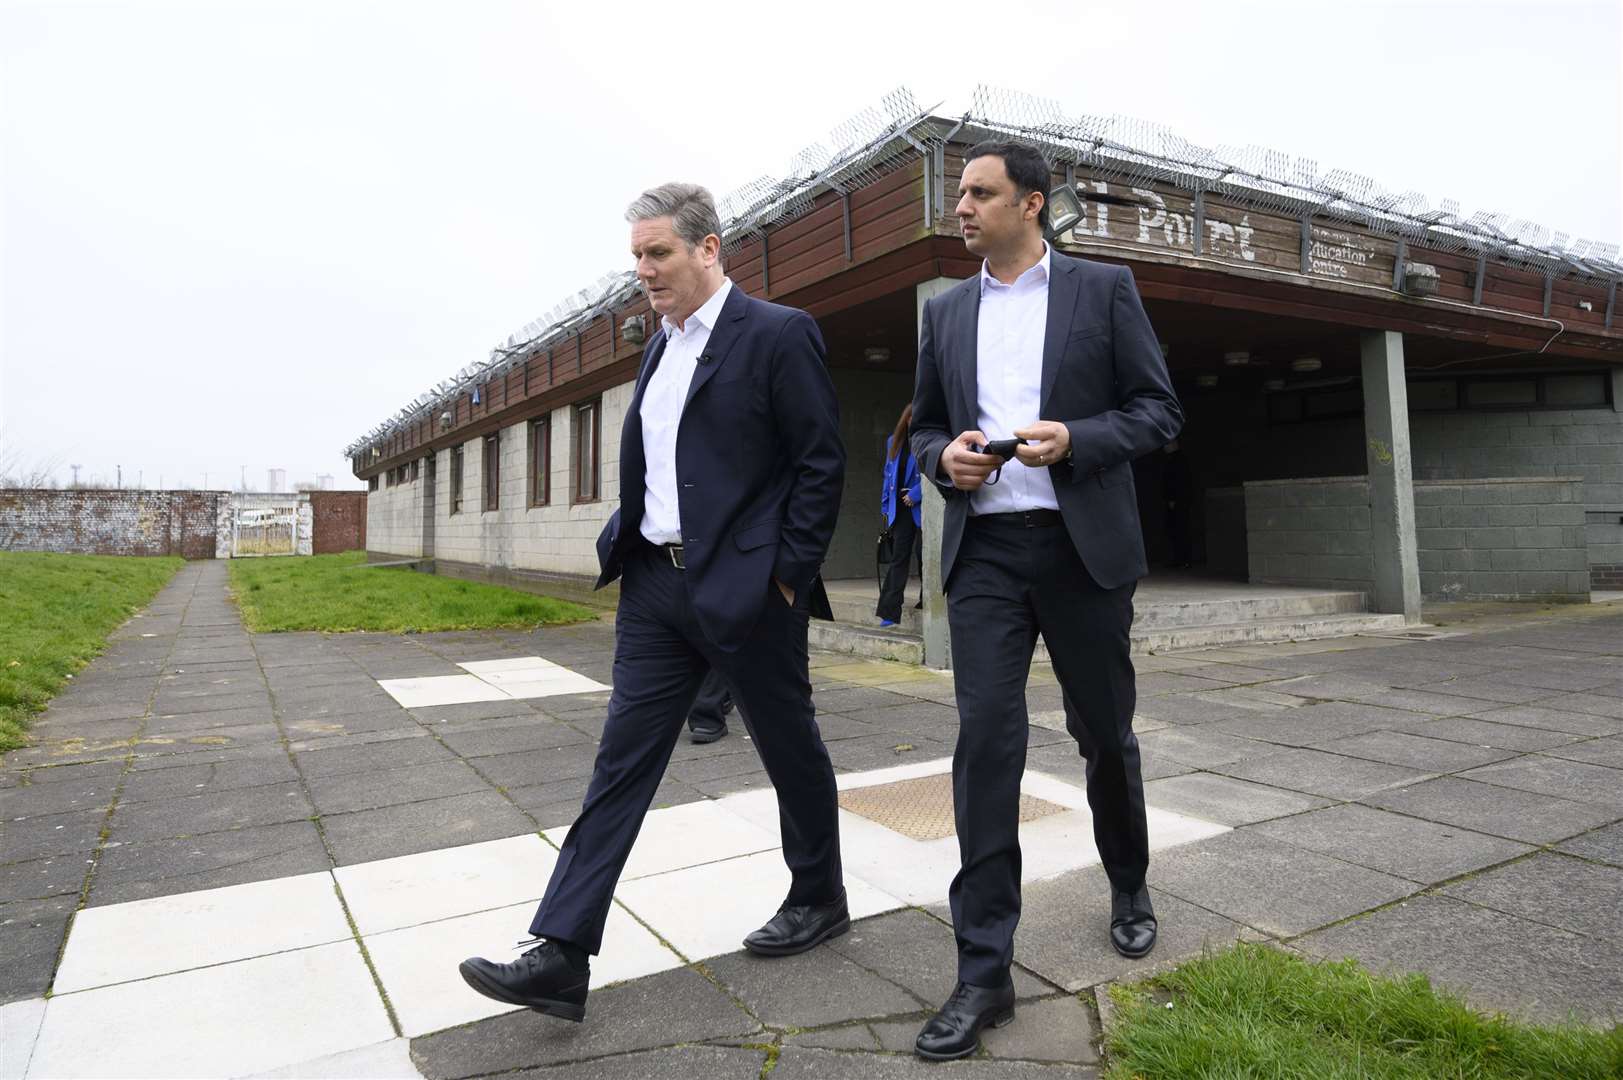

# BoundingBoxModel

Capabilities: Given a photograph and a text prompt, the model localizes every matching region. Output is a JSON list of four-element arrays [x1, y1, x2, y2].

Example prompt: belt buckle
[[667, 544, 685, 570]]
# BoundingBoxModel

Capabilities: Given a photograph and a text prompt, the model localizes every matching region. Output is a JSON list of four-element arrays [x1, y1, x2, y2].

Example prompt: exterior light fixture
[[439, 410, 453, 431], [1223, 351, 1251, 367], [1400, 262, 1440, 297], [621, 314, 647, 346], [1044, 184, 1084, 238], [863, 346, 892, 364], [1291, 356, 1322, 373]]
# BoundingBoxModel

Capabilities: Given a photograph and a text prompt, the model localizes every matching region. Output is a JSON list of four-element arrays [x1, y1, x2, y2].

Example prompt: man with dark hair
[[908, 141, 1182, 1059], [459, 181, 850, 1023]]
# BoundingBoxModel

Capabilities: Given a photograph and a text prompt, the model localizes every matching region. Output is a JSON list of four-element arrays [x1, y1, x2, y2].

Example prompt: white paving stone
[[27, 941, 392, 1079], [247, 1038, 422, 1079], [457, 657, 556, 675], [1, 998, 47, 1080], [362, 900, 681, 1037], [545, 798, 779, 883], [335, 834, 555, 936], [54, 872, 352, 993], [495, 674, 612, 699], [614, 849, 903, 962], [377, 675, 512, 708]]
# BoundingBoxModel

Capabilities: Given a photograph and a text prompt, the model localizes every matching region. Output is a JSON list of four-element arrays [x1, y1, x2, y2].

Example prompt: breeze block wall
[[0, 490, 225, 558]]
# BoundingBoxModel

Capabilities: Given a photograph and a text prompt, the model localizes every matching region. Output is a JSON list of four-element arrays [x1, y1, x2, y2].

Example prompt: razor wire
[[346, 85, 1620, 458]]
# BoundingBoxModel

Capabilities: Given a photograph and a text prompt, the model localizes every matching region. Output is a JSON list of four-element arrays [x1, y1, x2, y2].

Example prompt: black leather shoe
[[1110, 886, 1158, 959], [742, 890, 850, 956], [458, 940, 589, 1022], [915, 979, 1016, 1060], [688, 720, 728, 744]]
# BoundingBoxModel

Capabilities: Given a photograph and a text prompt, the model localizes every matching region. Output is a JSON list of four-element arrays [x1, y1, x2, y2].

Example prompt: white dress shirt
[[971, 244, 1059, 515], [639, 277, 733, 545]]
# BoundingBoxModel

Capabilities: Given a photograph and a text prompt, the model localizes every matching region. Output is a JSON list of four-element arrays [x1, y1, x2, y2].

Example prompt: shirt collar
[[979, 242, 1051, 295], [662, 277, 733, 338]]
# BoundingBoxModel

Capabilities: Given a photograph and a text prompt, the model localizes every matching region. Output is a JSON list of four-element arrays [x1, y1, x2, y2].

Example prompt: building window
[[369, 475, 378, 492], [482, 432, 500, 512], [529, 417, 551, 507], [450, 445, 464, 513], [573, 398, 601, 503], [409, 460, 419, 482]]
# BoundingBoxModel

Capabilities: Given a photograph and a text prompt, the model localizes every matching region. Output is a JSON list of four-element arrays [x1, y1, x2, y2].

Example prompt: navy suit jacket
[[595, 285, 845, 650], [910, 253, 1183, 590]]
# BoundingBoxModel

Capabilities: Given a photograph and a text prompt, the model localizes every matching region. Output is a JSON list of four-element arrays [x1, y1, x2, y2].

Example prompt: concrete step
[[1130, 589, 1370, 630], [810, 610, 1409, 666], [825, 588, 1372, 637]]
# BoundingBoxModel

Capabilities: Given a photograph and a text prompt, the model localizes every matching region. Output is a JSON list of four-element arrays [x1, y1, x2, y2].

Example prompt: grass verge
[[1103, 942, 1622, 1079], [228, 551, 597, 633], [0, 552, 184, 752]]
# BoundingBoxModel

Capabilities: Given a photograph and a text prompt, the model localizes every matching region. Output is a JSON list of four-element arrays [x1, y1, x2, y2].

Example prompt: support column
[[917, 277, 963, 669], [1360, 330, 1422, 623]]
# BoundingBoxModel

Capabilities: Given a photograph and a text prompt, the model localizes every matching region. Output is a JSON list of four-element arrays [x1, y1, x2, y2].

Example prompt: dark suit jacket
[[595, 285, 844, 649], [910, 253, 1182, 590]]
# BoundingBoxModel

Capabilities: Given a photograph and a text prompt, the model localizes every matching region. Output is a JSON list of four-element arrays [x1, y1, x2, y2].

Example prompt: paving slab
[[320, 789, 536, 865], [1141, 772, 1329, 826], [0, 777, 116, 820], [1213, 747, 1433, 800], [87, 818, 332, 906], [783, 1023, 883, 1051], [117, 753, 299, 803], [247, 1037, 423, 1079], [980, 993, 1099, 1064], [468, 743, 604, 790], [0, 852, 92, 904], [1148, 830, 1416, 937], [1012, 862, 1247, 993], [1535, 692, 1623, 720], [1458, 755, 1623, 810], [1441, 852, 1623, 943], [1401, 715, 1587, 752], [1295, 894, 1623, 1026], [294, 734, 457, 778], [408, 966, 759, 1079], [305, 759, 493, 816], [1311, 729, 1516, 772], [1248, 803, 1531, 883], [1204, 701, 1413, 748], [1362, 777, 1619, 844], [507, 1045, 766, 1079], [108, 781, 313, 843], [1, 996, 48, 1080], [826, 908, 1053, 1005], [3, 807, 109, 863], [1556, 820, 1623, 866], [0, 895, 74, 1003], [1541, 734, 1623, 769], [1134, 727, 1271, 769], [705, 942, 924, 1028], [1464, 704, 1623, 737], [772, 1047, 1096, 1079]]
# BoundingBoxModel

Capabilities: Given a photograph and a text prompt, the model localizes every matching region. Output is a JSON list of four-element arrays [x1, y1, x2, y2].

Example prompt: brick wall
[[309, 491, 367, 554], [0, 489, 226, 558]]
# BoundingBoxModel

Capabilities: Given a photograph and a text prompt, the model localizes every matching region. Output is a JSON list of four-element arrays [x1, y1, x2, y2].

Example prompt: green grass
[[228, 552, 597, 633], [0, 552, 184, 752], [1103, 942, 1622, 1079]]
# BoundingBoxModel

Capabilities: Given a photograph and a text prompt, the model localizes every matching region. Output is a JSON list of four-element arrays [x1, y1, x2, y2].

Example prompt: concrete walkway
[[2, 560, 1621, 1077]]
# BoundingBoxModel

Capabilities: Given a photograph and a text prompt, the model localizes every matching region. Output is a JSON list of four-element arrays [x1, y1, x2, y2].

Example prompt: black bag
[[876, 524, 896, 586]]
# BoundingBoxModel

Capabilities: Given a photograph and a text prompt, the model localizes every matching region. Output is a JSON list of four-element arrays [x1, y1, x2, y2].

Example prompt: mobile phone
[[978, 438, 1021, 461]]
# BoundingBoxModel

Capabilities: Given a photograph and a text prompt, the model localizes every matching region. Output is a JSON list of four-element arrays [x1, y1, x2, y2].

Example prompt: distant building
[[267, 468, 285, 493]]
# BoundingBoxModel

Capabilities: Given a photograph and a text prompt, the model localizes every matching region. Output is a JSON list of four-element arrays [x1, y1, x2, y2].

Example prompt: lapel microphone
[[697, 353, 713, 365]]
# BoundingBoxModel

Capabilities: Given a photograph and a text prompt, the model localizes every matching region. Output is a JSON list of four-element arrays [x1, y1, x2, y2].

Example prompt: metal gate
[[232, 503, 298, 557]]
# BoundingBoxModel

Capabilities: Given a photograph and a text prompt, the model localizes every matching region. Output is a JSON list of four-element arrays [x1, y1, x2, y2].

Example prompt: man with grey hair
[[460, 182, 849, 1023]]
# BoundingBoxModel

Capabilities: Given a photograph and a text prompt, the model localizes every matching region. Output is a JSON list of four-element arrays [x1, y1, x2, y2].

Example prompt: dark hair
[[964, 140, 1051, 231], [888, 403, 912, 461]]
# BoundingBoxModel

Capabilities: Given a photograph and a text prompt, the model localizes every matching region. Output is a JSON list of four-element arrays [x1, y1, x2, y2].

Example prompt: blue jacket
[[881, 436, 922, 528]]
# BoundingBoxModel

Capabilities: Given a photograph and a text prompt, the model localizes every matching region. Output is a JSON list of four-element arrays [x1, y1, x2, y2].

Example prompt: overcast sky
[[2, 0, 1619, 491]]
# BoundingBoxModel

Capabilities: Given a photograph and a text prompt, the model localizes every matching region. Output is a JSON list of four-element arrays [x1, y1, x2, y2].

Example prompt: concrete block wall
[[1245, 477, 1376, 592], [1410, 385, 1623, 583], [1415, 477, 1591, 600], [367, 472, 427, 558], [429, 382, 630, 580], [826, 368, 916, 581]]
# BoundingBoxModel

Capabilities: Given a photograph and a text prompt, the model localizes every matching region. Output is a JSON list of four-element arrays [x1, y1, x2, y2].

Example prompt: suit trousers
[[945, 514, 1146, 987], [530, 543, 843, 953], [687, 669, 734, 730], [875, 510, 921, 623]]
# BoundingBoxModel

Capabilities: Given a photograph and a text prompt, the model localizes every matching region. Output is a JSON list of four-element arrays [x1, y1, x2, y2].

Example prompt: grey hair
[[624, 182, 723, 250]]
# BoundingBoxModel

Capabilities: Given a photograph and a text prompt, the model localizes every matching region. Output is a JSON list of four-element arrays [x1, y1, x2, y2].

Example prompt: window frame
[[528, 416, 551, 508], [482, 432, 500, 513], [450, 444, 464, 514], [572, 398, 601, 505]]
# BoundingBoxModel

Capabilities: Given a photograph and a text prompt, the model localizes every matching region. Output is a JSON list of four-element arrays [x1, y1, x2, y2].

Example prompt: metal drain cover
[[837, 772, 1068, 841]]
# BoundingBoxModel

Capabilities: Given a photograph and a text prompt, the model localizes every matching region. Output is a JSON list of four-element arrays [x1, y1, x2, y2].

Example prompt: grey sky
[[2, 0, 1619, 492]]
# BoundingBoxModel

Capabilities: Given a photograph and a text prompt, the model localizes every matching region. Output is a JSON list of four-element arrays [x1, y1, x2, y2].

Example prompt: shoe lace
[[512, 937, 553, 967]]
